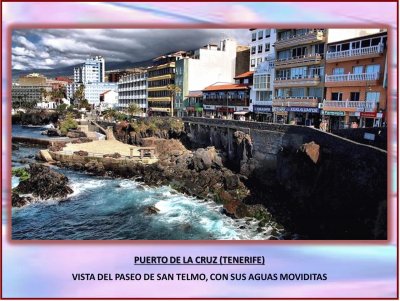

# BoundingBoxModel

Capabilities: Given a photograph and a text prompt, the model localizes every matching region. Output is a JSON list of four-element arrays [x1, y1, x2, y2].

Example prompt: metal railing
[[275, 53, 322, 66], [325, 72, 380, 82], [326, 44, 384, 60]]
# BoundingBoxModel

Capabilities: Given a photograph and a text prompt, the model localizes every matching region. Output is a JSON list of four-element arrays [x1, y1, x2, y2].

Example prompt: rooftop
[[203, 83, 249, 92], [234, 71, 254, 79]]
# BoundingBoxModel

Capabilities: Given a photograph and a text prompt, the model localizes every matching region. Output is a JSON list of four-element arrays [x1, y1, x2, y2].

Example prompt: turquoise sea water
[[11, 128, 271, 240]]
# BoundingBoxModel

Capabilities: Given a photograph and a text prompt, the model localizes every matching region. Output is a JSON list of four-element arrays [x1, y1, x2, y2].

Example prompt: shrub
[[12, 167, 30, 182], [59, 113, 78, 135]]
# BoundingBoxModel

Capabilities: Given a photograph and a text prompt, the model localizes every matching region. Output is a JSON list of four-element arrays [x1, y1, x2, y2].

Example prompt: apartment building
[[272, 29, 327, 125], [147, 51, 188, 116], [117, 70, 147, 114], [322, 31, 387, 129], [12, 83, 51, 104], [249, 29, 277, 71], [74, 56, 105, 84], [85, 82, 118, 105], [175, 39, 238, 117]]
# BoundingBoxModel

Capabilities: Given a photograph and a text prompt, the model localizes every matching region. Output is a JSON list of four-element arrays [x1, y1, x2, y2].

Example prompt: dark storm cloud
[[12, 29, 250, 70]]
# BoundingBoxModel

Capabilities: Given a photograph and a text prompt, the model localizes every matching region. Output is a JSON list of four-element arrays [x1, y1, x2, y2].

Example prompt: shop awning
[[233, 111, 249, 115]]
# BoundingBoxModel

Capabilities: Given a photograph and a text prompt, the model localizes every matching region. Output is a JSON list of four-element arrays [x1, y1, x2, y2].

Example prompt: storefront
[[322, 110, 346, 131], [360, 111, 384, 128], [252, 105, 273, 122], [273, 107, 320, 126], [203, 105, 216, 118]]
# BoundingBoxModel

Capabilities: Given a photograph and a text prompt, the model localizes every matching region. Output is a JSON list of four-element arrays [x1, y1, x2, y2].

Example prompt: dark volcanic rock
[[46, 128, 62, 137], [12, 192, 33, 207], [103, 153, 122, 159], [144, 205, 160, 215], [12, 143, 20, 151], [18, 110, 59, 125], [73, 150, 89, 156], [14, 164, 73, 200], [67, 130, 87, 138]]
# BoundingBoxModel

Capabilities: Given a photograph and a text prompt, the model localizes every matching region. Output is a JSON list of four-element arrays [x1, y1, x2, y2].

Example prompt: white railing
[[326, 44, 384, 60], [275, 53, 322, 64], [323, 100, 377, 110], [276, 29, 325, 42], [325, 72, 380, 82], [275, 75, 320, 81]]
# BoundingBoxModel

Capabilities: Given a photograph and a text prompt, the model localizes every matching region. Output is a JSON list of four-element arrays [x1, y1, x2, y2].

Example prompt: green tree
[[166, 84, 181, 117], [59, 112, 78, 135], [103, 108, 117, 121], [127, 103, 142, 118], [73, 84, 85, 108]]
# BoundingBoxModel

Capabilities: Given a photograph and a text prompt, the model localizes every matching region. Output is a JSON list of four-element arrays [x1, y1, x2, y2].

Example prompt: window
[[313, 43, 324, 55], [353, 66, 363, 74], [366, 92, 380, 103], [352, 41, 361, 49], [331, 92, 343, 101], [292, 47, 307, 57], [309, 87, 323, 99], [277, 50, 291, 60], [258, 44, 263, 53], [265, 29, 271, 38], [290, 67, 307, 79], [366, 64, 380, 74], [251, 59, 255, 67], [350, 92, 360, 101], [258, 30, 263, 39], [257, 57, 263, 64], [291, 88, 305, 97], [251, 46, 256, 55], [341, 43, 350, 51], [333, 68, 344, 75], [251, 32, 257, 41], [265, 43, 270, 52]]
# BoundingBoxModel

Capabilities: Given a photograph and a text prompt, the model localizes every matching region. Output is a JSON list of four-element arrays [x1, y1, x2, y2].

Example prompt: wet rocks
[[67, 130, 87, 139], [144, 205, 160, 215], [12, 192, 33, 207], [48, 141, 67, 152], [13, 163, 73, 201], [12, 143, 20, 151]]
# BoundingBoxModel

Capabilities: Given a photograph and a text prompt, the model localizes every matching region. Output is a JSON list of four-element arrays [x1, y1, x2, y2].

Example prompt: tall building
[[322, 31, 387, 129], [74, 56, 105, 84], [117, 69, 147, 114], [147, 51, 188, 116], [249, 29, 277, 71], [272, 29, 327, 125], [175, 39, 238, 117]]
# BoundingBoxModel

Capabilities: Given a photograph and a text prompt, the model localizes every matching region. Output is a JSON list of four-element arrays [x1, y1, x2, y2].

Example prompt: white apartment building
[[74, 56, 105, 84], [249, 29, 277, 71], [100, 90, 118, 110], [117, 71, 147, 113], [175, 39, 238, 116], [85, 82, 118, 105]]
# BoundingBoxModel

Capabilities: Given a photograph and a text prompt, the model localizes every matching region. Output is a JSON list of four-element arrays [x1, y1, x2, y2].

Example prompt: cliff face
[[12, 110, 59, 125], [184, 119, 387, 240]]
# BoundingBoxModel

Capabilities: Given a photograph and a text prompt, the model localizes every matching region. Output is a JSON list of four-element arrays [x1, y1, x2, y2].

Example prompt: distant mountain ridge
[[11, 59, 154, 80]]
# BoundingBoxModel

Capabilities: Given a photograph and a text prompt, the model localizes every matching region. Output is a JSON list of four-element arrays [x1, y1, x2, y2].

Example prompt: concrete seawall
[[182, 117, 387, 239]]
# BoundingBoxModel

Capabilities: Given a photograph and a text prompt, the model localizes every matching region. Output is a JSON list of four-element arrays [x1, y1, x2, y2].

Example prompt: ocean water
[[11, 128, 273, 240]]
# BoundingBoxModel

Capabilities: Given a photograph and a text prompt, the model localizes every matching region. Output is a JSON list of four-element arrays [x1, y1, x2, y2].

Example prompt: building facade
[[272, 29, 327, 125], [249, 29, 277, 71], [74, 56, 105, 84], [147, 51, 188, 116], [175, 39, 238, 117], [202, 80, 250, 119], [322, 31, 387, 129], [12, 83, 51, 104], [117, 70, 147, 114], [184, 91, 203, 116], [85, 82, 118, 105], [99, 90, 118, 110]]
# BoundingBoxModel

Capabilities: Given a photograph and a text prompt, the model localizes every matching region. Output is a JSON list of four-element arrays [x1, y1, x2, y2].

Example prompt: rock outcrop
[[13, 163, 73, 203], [13, 110, 59, 125]]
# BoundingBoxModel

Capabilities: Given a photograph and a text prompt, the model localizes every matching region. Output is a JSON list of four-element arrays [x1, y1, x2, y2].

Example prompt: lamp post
[[226, 94, 231, 119]]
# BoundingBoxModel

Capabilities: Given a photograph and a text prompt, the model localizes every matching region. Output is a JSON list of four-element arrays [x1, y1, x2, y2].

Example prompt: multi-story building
[[322, 31, 387, 129], [184, 91, 203, 117], [249, 29, 277, 71], [147, 51, 188, 116], [202, 71, 252, 119], [99, 90, 118, 110], [117, 69, 147, 114], [12, 83, 51, 104], [74, 56, 105, 84], [272, 29, 327, 125], [175, 39, 238, 116], [85, 82, 118, 105], [18, 73, 47, 86]]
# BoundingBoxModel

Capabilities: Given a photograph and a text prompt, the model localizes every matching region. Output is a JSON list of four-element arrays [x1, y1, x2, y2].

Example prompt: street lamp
[[226, 93, 231, 119]]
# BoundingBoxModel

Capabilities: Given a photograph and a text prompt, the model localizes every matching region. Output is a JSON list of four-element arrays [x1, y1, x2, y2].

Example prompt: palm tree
[[166, 84, 181, 117], [73, 84, 85, 108], [40, 88, 48, 103], [127, 103, 142, 118], [103, 108, 117, 122]]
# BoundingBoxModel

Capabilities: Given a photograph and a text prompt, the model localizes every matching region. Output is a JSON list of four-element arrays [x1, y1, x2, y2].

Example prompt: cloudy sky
[[12, 28, 250, 71]]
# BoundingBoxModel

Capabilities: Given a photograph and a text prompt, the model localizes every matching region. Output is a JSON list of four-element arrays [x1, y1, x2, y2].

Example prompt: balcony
[[322, 100, 377, 112], [275, 54, 322, 69], [325, 72, 380, 87], [203, 98, 249, 107], [274, 75, 321, 88], [272, 96, 319, 108], [326, 44, 384, 62], [274, 30, 326, 50]]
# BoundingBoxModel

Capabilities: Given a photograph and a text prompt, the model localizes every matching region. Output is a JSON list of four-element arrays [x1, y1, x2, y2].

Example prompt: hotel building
[[147, 51, 188, 116], [322, 31, 387, 129], [117, 69, 147, 114]]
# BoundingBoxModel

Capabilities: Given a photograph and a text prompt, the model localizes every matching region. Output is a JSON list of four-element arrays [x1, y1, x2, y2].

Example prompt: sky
[[11, 29, 250, 71]]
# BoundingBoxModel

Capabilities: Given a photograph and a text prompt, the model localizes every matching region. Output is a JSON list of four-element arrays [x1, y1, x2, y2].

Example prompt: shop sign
[[253, 105, 272, 113], [323, 111, 345, 116], [360, 112, 377, 118], [349, 112, 361, 117], [203, 105, 215, 110], [217, 107, 234, 113], [272, 107, 286, 112], [286, 107, 320, 113]]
